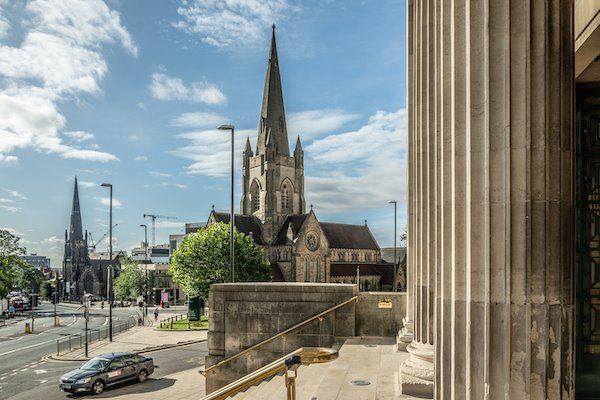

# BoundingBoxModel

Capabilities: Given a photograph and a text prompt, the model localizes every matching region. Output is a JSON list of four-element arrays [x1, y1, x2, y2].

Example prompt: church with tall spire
[[203, 26, 402, 291], [63, 177, 110, 299]]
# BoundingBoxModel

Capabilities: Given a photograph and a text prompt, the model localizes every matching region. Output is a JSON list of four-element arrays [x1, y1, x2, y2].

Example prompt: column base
[[396, 317, 414, 351], [400, 341, 434, 398]]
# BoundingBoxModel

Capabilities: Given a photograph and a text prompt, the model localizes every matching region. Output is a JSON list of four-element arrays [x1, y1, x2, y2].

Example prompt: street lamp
[[140, 224, 149, 321], [101, 182, 114, 341], [218, 124, 235, 283], [388, 200, 398, 291]]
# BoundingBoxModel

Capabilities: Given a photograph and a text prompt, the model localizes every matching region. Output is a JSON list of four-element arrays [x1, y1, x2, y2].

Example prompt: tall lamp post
[[140, 224, 149, 320], [388, 200, 397, 291], [101, 182, 114, 341], [218, 124, 235, 283]]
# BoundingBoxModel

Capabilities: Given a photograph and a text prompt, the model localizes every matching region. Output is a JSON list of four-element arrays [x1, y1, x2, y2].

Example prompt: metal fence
[[55, 318, 135, 356], [158, 313, 188, 329]]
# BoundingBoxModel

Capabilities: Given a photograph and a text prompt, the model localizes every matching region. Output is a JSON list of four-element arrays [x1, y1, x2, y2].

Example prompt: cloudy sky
[[0, 0, 406, 266]]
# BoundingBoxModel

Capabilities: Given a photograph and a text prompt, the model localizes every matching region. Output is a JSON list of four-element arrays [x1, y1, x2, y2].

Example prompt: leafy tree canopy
[[169, 222, 271, 299], [0, 229, 42, 298], [114, 258, 146, 301]]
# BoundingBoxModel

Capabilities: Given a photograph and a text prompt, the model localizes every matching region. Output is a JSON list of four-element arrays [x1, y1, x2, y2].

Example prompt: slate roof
[[380, 247, 407, 264], [320, 222, 379, 250], [211, 212, 265, 245], [274, 214, 310, 245], [330, 263, 395, 286], [270, 262, 285, 282]]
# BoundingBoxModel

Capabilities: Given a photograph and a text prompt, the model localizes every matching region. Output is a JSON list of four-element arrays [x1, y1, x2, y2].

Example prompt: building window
[[316, 258, 321, 282], [251, 180, 260, 212], [352, 253, 358, 262], [281, 179, 293, 212], [304, 258, 309, 282]]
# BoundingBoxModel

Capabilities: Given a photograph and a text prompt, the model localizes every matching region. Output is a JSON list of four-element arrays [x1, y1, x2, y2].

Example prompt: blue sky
[[0, 0, 407, 266]]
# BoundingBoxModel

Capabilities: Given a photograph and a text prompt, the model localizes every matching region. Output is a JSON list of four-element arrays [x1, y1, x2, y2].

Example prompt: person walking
[[153, 307, 159, 322]]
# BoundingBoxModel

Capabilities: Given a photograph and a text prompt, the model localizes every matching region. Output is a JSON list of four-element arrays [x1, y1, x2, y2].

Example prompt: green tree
[[170, 222, 271, 299], [114, 259, 145, 301], [40, 281, 54, 299], [0, 229, 40, 297]]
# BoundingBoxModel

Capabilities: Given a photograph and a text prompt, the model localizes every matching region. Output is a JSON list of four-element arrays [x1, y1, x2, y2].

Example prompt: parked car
[[58, 352, 154, 395]]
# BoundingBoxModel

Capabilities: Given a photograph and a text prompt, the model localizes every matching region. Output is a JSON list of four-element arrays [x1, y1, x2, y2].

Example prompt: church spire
[[256, 24, 289, 157], [69, 176, 84, 241]]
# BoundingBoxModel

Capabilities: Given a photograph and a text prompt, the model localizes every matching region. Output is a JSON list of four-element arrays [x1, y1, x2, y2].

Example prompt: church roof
[[256, 25, 290, 157], [380, 247, 407, 264], [274, 214, 310, 245], [330, 263, 393, 277], [320, 222, 380, 250], [211, 212, 265, 245]]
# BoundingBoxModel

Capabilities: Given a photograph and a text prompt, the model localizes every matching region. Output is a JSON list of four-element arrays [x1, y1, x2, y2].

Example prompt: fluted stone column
[[405, 0, 575, 399]]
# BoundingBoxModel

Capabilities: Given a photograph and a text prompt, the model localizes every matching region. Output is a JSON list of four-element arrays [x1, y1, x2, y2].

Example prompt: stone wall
[[205, 283, 357, 393], [356, 292, 405, 337]]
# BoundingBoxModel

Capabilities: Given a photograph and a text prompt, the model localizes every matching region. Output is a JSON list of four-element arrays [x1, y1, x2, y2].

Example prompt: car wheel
[[137, 369, 148, 383], [92, 380, 105, 395]]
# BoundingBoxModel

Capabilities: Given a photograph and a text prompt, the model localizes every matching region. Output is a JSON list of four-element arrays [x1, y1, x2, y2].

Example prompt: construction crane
[[89, 224, 119, 253], [143, 214, 177, 247]]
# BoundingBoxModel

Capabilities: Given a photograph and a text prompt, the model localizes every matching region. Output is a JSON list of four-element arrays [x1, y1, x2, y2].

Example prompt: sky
[[0, 0, 407, 267]]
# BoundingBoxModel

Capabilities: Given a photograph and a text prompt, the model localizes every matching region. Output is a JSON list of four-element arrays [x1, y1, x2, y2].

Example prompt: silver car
[[59, 352, 155, 395]]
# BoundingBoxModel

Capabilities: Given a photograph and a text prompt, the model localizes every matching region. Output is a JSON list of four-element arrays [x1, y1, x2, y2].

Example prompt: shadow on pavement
[[64, 378, 177, 398]]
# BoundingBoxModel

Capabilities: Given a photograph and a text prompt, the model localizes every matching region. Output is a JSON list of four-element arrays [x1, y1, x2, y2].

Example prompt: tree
[[170, 222, 271, 299], [40, 280, 54, 299], [0, 229, 40, 297], [114, 258, 145, 301]]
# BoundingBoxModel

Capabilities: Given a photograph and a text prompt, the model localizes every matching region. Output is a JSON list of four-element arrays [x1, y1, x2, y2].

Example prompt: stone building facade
[[400, 1, 600, 399], [202, 27, 400, 291]]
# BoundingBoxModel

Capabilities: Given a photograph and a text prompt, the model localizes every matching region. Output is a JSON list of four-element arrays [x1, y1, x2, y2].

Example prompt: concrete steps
[[231, 337, 423, 400]]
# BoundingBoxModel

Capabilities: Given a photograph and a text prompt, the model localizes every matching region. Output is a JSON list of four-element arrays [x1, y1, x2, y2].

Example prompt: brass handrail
[[200, 347, 338, 400], [200, 295, 357, 375]]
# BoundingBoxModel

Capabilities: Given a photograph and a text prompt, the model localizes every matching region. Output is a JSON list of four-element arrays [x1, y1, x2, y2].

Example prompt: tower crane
[[143, 214, 177, 247], [89, 224, 119, 253]]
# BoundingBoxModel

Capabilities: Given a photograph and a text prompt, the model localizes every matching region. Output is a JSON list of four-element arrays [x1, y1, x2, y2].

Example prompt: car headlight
[[75, 377, 92, 384]]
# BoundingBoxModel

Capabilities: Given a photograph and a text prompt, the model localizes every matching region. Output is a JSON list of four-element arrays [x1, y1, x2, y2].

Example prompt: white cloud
[[170, 112, 227, 128], [0, 205, 21, 213], [79, 180, 96, 188], [0, 0, 134, 163], [288, 110, 360, 139], [134, 155, 148, 161], [154, 221, 184, 229], [150, 72, 226, 105], [41, 235, 63, 244], [6, 189, 26, 200], [149, 171, 173, 178], [0, 198, 12, 203], [171, 128, 256, 177], [0, 154, 17, 165], [173, 0, 291, 48], [97, 196, 122, 208], [64, 130, 94, 142], [305, 108, 406, 213]]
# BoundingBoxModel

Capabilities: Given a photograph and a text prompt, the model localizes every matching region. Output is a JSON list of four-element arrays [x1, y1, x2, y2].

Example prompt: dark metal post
[[218, 124, 236, 282], [53, 291, 58, 326], [388, 200, 398, 291], [101, 183, 114, 341], [84, 305, 89, 357]]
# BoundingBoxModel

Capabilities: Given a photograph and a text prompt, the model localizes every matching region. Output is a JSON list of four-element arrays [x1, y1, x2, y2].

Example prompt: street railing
[[55, 317, 136, 356], [158, 313, 188, 329]]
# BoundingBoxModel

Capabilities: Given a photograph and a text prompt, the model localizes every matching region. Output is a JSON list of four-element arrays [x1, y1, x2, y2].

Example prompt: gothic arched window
[[304, 258, 309, 282], [316, 258, 321, 282], [251, 180, 261, 212], [281, 179, 293, 212]]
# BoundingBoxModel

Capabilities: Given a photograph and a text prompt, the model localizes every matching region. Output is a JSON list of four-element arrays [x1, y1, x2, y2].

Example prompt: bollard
[[24, 322, 31, 334], [69, 336, 72, 351]]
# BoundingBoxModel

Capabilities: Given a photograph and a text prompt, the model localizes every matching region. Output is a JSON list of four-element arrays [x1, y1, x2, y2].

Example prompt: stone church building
[[62, 177, 115, 300], [204, 27, 402, 291]]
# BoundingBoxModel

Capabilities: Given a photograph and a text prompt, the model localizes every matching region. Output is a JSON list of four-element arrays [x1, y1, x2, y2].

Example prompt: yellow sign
[[378, 299, 393, 309]]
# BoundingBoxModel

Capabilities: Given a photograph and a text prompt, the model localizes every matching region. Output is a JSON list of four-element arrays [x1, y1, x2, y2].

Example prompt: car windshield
[[80, 358, 110, 371]]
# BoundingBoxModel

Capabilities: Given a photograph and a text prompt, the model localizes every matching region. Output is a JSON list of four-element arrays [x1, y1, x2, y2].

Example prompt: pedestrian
[[153, 307, 159, 322]]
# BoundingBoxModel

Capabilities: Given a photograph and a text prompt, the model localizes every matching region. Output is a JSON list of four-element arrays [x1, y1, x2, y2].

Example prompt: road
[[5, 342, 207, 400], [0, 302, 141, 399]]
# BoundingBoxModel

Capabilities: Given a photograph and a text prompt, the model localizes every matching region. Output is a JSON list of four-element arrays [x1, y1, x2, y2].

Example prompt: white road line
[[0, 338, 60, 358]]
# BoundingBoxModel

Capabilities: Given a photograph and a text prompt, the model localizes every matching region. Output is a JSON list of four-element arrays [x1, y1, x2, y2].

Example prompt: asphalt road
[[0, 302, 142, 400], [5, 342, 207, 400]]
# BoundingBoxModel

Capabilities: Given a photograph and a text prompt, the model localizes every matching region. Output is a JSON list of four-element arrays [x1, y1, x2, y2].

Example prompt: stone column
[[400, 0, 435, 397], [406, 0, 575, 399]]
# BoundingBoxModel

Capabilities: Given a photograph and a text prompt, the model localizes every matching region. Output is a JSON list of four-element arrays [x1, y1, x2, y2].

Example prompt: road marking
[[9, 373, 16, 376], [37, 379, 48, 384], [34, 369, 47, 374], [0, 337, 60, 358]]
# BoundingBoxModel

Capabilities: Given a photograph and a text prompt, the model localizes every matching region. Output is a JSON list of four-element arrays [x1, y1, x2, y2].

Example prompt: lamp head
[[101, 183, 112, 188], [140, 224, 147, 228], [388, 200, 396, 204], [218, 124, 235, 131]]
